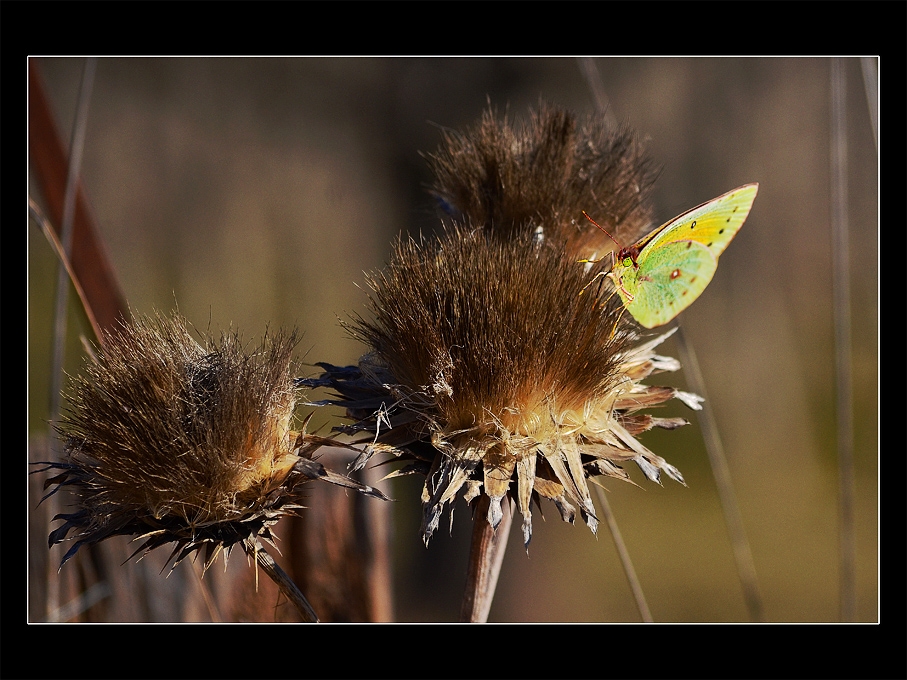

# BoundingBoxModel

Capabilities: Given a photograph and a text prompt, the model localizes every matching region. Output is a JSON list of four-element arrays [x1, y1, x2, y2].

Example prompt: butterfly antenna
[[582, 211, 623, 250]]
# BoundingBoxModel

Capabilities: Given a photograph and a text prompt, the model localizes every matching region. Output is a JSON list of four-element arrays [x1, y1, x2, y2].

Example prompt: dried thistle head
[[39, 312, 388, 572], [302, 104, 697, 548], [425, 102, 658, 258], [307, 228, 701, 547]]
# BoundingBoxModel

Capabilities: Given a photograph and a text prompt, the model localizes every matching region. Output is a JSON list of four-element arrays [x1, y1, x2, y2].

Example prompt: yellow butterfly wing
[[612, 240, 718, 328], [610, 183, 758, 328], [637, 183, 759, 257]]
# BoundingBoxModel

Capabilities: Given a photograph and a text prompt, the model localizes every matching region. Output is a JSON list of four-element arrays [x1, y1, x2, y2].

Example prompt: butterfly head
[[617, 245, 640, 270], [582, 211, 640, 270]]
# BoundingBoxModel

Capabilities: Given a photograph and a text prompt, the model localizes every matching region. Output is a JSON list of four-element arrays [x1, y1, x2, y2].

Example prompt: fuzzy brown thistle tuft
[[305, 228, 701, 548], [38, 312, 389, 574], [425, 102, 659, 258]]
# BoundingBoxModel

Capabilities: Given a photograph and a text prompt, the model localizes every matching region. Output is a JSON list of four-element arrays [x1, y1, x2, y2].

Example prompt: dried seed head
[[307, 229, 698, 548], [425, 102, 658, 258], [304, 104, 699, 550], [39, 312, 388, 571]]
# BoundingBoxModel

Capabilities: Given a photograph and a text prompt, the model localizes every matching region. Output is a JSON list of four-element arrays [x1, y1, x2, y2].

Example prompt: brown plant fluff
[[425, 102, 658, 260], [305, 228, 700, 547], [39, 312, 388, 571]]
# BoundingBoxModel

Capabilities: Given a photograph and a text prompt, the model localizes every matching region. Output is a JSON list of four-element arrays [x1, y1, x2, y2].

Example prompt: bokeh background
[[28, 57, 878, 622]]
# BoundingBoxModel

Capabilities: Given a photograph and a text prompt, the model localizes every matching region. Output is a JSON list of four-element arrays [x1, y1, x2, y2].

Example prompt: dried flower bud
[[425, 102, 658, 258], [306, 228, 699, 548], [38, 312, 388, 574]]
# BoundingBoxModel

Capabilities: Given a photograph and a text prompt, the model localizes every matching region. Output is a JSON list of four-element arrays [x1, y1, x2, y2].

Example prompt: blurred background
[[28, 57, 878, 622]]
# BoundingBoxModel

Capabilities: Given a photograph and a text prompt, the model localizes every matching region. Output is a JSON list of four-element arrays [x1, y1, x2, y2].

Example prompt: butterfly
[[583, 183, 759, 329]]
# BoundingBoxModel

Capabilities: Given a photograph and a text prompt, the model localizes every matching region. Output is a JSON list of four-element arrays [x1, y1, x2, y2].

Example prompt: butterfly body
[[596, 183, 759, 329]]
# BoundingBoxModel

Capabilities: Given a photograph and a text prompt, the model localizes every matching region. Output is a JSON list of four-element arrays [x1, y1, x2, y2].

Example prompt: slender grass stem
[[592, 485, 653, 622], [41, 57, 96, 624], [190, 560, 223, 623], [29, 198, 103, 344], [44, 581, 111, 623], [859, 58, 878, 156], [675, 323, 765, 622], [830, 57, 856, 623], [50, 57, 97, 423]]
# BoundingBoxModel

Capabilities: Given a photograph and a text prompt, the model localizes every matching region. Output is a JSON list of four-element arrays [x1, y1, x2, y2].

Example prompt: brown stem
[[675, 322, 765, 622], [29, 198, 104, 345], [592, 484, 653, 622], [28, 59, 127, 333], [246, 538, 319, 623], [459, 495, 512, 622]]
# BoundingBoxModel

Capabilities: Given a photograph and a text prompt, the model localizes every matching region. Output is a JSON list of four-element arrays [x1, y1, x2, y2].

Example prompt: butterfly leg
[[578, 270, 609, 296], [606, 271, 635, 303], [608, 305, 630, 340]]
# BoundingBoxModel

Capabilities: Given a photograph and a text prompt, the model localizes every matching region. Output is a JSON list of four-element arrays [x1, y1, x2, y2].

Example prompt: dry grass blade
[[675, 324, 765, 622], [50, 57, 97, 423], [28, 198, 103, 346], [576, 57, 618, 131], [579, 57, 766, 623], [592, 485, 653, 622], [28, 60, 127, 333], [190, 559, 223, 623], [44, 582, 111, 623], [859, 58, 878, 155], [578, 57, 656, 623], [830, 57, 856, 623], [29, 71, 120, 614]]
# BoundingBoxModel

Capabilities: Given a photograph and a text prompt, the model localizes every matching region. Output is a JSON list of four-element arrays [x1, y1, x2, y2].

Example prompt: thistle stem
[[459, 495, 512, 622], [246, 538, 320, 623]]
